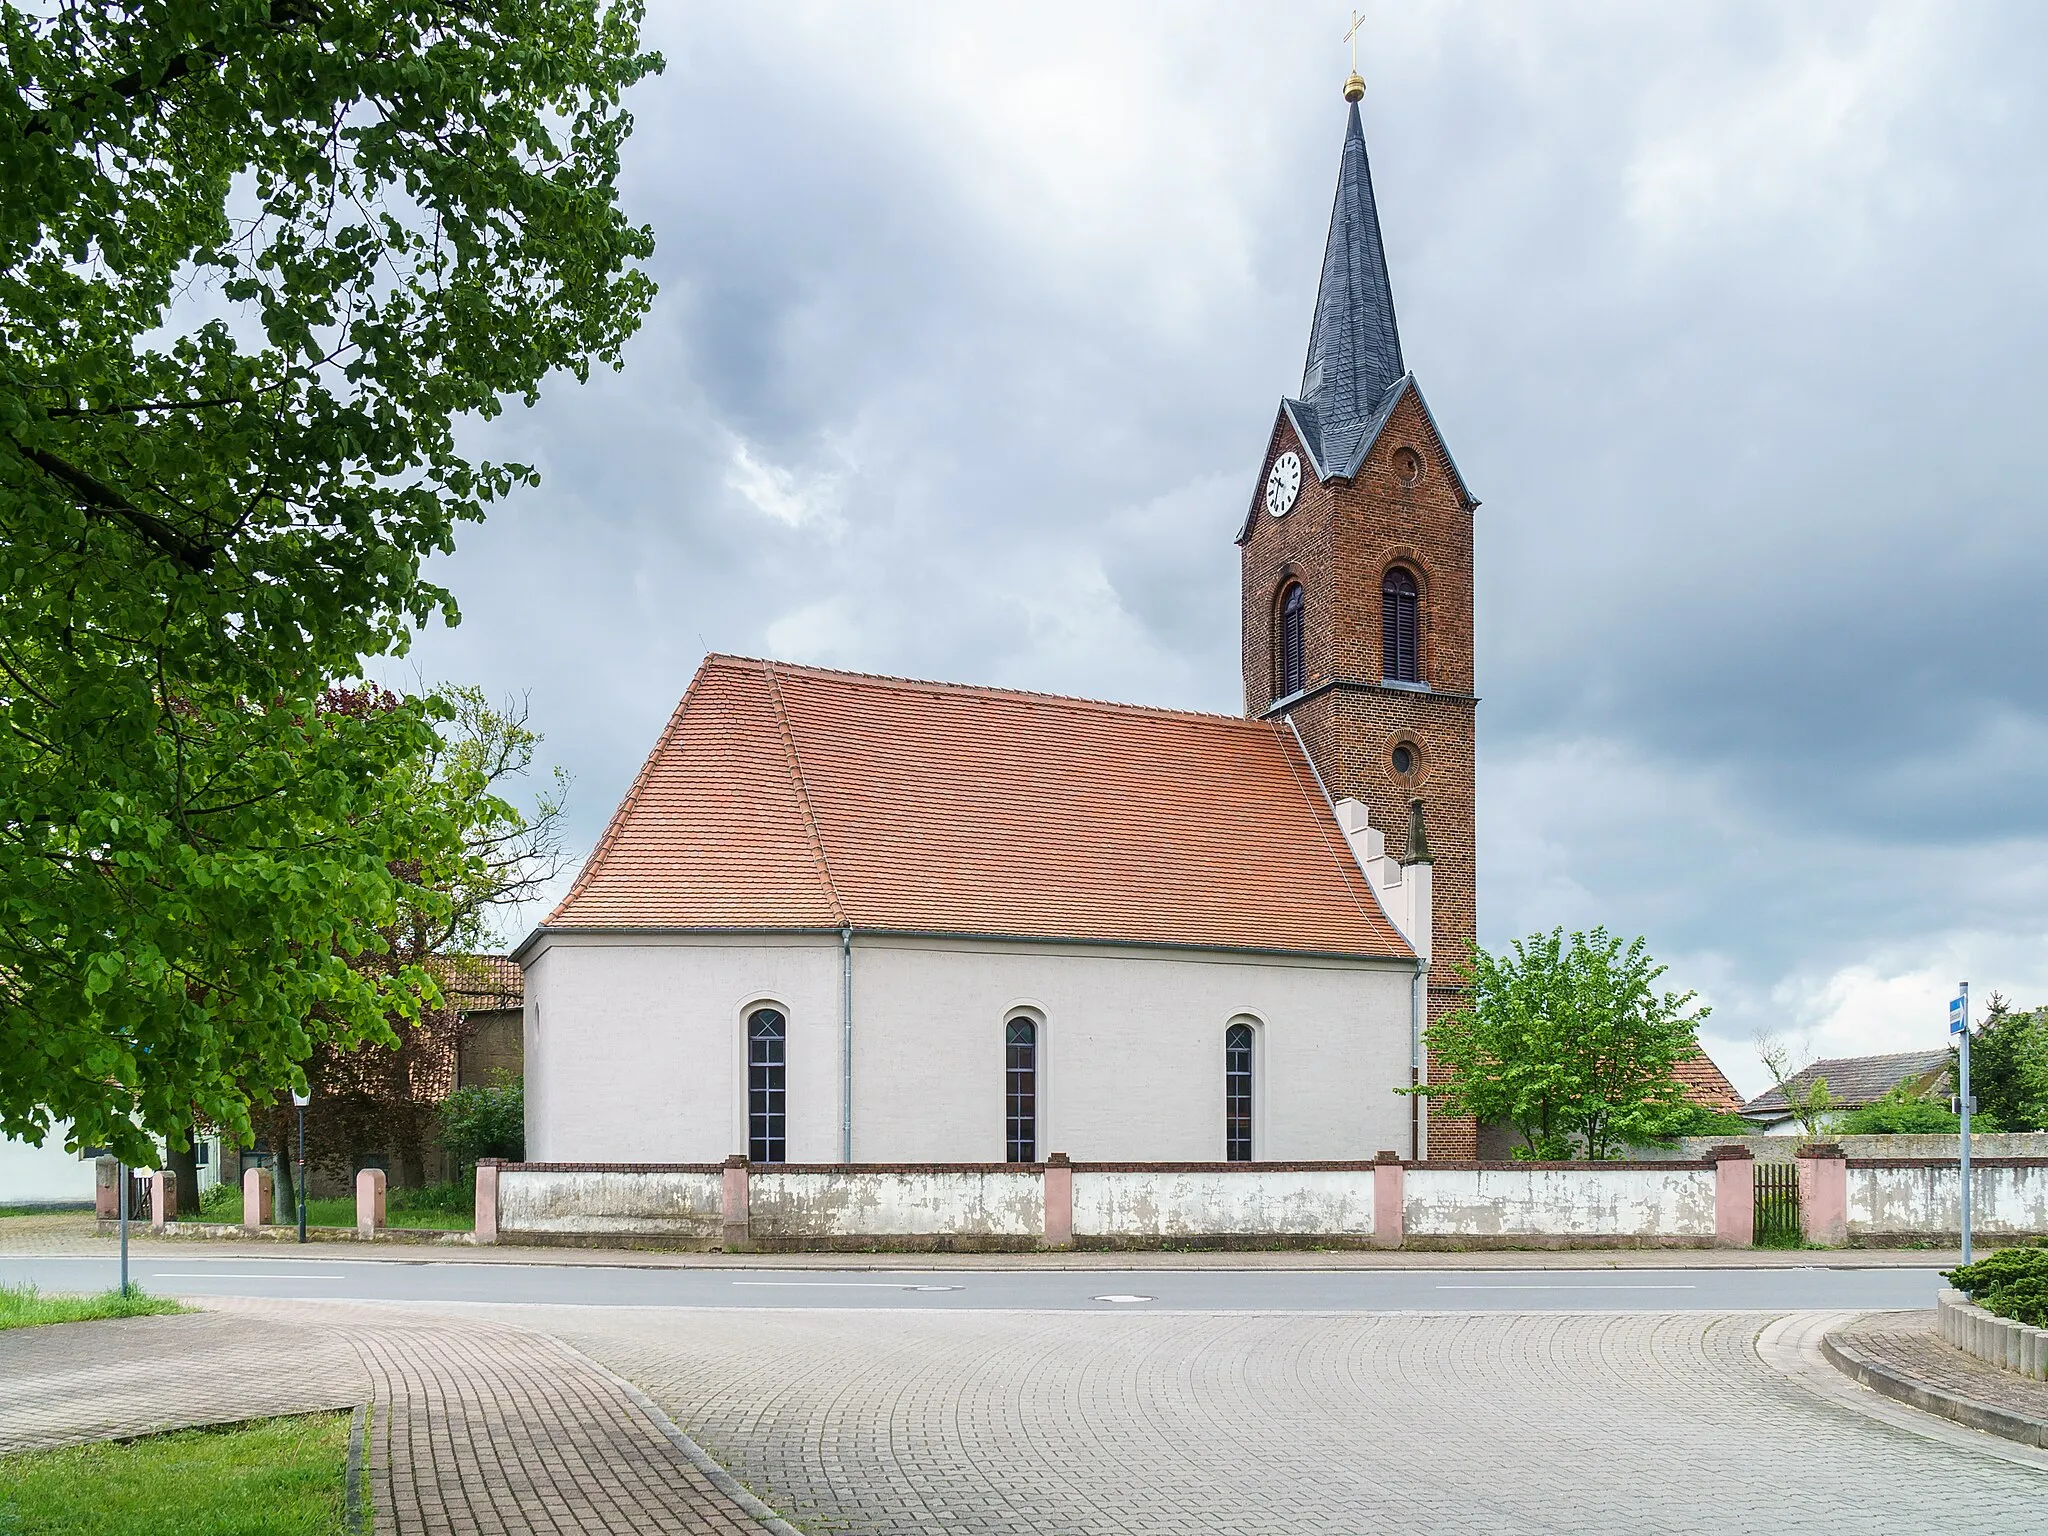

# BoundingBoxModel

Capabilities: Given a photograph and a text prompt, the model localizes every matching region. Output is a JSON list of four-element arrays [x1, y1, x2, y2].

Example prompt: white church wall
[[522, 931, 1416, 1164], [1403, 1164, 1717, 1240], [0, 1128, 97, 1207], [846, 938, 1414, 1163], [523, 934, 842, 1163]]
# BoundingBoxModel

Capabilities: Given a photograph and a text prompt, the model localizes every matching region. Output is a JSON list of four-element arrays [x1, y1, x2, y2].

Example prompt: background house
[[1740, 1048, 1949, 1135]]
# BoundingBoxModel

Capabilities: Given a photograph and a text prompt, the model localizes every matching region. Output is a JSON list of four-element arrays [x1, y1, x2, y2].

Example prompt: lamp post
[[292, 1087, 311, 1244], [1951, 984, 1973, 1264]]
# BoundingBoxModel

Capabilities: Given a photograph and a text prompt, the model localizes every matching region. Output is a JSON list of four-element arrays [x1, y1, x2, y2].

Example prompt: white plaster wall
[[1072, 1169, 1374, 1237], [1849, 1165, 2048, 1236], [523, 935, 841, 1163], [1404, 1167, 1717, 1238], [498, 1168, 724, 1238], [0, 1131, 96, 1206], [847, 939, 1413, 1162], [522, 932, 1415, 1165], [749, 1169, 1042, 1238]]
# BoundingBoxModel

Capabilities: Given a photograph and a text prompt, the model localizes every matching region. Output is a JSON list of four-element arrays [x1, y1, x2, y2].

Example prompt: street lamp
[[291, 1086, 311, 1244]]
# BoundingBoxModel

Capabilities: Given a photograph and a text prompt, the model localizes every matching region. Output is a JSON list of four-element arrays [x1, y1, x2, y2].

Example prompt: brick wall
[[1240, 394, 1479, 1158]]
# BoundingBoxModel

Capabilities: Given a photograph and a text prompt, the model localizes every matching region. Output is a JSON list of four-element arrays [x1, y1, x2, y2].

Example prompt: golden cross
[[1344, 9, 1366, 75]]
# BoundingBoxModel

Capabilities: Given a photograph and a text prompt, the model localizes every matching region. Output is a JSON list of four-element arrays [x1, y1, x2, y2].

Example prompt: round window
[[1391, 744, 1415, 775], [1393, 446, 1423, 486]]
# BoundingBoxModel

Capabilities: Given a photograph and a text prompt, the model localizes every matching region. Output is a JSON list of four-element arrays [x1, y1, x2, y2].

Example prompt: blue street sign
[[1950, 995, 1967, 1034]]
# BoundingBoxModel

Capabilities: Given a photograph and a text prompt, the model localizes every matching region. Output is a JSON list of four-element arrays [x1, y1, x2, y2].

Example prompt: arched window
[[1381, 566, 1420, 683], [747, 1008, 787, 1163], [1276, 582, 1306, 700], [1225, 1022, 1255, 1162], [1005, 1018, 1037, 1164]]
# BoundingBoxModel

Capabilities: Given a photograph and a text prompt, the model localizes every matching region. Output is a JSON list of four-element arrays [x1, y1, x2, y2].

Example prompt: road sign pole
[[1959, 981, 1973, 1265]]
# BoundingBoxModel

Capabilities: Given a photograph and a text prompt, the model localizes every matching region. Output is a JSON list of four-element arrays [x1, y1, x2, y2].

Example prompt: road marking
[[147, 1271, 352, 1279], [1434, 1284, 1697, 1291], [731, 1282, 964, 1291], [1093, 1294, 1155, 1303]]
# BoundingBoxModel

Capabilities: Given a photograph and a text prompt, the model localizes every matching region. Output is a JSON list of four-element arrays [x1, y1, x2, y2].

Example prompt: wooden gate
[[1754, 1161, 1800, 1244]]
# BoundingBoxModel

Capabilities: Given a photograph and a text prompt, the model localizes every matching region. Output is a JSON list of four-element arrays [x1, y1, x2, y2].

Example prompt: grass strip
[[197, 1188, 473, 1231], [0, 1285, 185, 1331], [0, 1412, 352, 1536]]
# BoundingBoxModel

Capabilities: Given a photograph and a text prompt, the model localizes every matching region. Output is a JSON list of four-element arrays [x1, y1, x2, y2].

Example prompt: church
[[516, 73, 1483, 1165]]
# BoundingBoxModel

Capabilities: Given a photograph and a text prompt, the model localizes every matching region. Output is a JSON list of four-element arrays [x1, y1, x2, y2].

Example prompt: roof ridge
[[761, 659, 849, 927], [704, 653, 1260, 729]]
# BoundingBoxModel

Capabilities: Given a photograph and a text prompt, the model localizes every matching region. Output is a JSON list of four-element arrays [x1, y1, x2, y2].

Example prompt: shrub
[[198, 1182, 238, 1218], [438, 1073, 524, 1172], [1945, 1242, 2048, 1328], [1834, 1082, 2005, 1135], [392, 1180, 472, 1215]]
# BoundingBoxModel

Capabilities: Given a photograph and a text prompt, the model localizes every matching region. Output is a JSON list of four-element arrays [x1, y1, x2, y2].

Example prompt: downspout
[[840, 926, 854, 1164], [1410, 960, 1425, 1162]]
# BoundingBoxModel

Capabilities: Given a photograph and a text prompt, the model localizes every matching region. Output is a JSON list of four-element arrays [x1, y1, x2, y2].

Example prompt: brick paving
[[1830, 1310, 2048, 1424], [546, 1307, 2048, 1535], [0, 1303, 778, 1534]]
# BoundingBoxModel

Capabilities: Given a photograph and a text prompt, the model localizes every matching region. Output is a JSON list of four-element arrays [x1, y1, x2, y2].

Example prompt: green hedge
[[1945, 1242, 2048, 1328]]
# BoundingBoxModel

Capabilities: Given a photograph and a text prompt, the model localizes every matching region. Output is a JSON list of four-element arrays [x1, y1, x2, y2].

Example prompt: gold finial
[[1343, 10, 1367, 101]]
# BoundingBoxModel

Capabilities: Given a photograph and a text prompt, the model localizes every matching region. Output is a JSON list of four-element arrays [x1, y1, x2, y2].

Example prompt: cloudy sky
[[409, 1, 2048, 1097]]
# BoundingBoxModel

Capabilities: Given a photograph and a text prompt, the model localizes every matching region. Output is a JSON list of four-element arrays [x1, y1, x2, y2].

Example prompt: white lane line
[[146, 1272, 352, 1279], [1093, 1294, 1156, 1303], [731, 1282, 964, 1291], [1434, 1284, 1697, 1291]]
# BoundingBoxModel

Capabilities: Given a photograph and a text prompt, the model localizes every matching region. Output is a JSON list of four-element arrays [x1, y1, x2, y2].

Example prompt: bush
[[1834, 1082, 2005, 1135], [1945, 1242, 2048, 1328], [437, 1073, 524, 1171], [392, 1180, 472, 1215]]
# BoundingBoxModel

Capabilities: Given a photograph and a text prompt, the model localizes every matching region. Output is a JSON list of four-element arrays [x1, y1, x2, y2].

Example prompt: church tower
[[1238, 74, 1479, 1157]]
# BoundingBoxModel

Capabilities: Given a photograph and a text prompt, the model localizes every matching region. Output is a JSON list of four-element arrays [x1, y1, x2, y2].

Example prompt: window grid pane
[[1381, 569, 1419, 683], [1005, 1018, 1036, 1164], [1225, 1023, 1254, 1162], [748, 1008, 787, 1163], [1278, 585, 1306, 698]]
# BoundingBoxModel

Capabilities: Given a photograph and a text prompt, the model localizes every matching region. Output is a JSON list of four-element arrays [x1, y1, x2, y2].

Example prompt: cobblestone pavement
[[537, 1306, 2048, 1535], [1831, 1310, 2048, 1422], [0, 1302, 778, 1534]]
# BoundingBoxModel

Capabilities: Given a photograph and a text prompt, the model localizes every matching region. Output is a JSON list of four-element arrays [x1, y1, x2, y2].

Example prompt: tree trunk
[[167, 1125, 200, 1223]]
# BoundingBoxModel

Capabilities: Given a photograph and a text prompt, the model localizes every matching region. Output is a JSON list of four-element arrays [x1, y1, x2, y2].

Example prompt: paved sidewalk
[[1827, 1311, 2048, 1447], [0, 1302, 782, 1535], [0, 1212, 1968, 1267]]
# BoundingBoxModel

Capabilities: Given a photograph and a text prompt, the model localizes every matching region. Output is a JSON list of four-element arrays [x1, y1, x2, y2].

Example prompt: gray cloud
[[410, 2, 2048, 1094]]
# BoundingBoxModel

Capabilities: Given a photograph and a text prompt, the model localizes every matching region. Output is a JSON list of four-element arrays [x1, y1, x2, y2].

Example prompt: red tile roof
[[544, 656, 1413, 960], [1675, 1048, 1742, 1114]]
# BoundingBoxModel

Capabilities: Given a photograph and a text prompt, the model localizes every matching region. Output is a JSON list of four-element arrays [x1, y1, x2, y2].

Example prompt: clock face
[[1265, 451, 1302, 518]]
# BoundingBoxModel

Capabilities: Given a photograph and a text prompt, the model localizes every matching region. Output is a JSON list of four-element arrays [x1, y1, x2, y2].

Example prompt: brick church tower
[[1238, 76, 1479, 1158]]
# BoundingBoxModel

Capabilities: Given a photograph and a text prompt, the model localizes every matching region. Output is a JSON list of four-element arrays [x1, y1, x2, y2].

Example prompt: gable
[[541, 657, 1414, 961]]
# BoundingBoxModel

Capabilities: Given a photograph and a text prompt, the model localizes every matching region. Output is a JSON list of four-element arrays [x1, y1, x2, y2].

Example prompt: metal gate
[[1755, 1161, 1800, 1244]]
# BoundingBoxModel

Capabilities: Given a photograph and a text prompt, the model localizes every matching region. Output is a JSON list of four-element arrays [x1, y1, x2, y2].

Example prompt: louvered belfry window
[[1277, 582, 1306, 700], [747, 1008, 787, 1163], [1005, 1018, 1037, 1164], [1381, 566, 1420, 683], [1225, 1023, 1255, 1162]]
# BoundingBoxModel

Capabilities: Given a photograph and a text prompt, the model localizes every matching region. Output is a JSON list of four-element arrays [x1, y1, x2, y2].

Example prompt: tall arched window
[[747, 1008, 787, 1163], [1381, 566, 1419, 683], [1276, 582, 1306, 700], [1225, 1022, 1255, 1162], [1005, 1018, 1037, 1164]]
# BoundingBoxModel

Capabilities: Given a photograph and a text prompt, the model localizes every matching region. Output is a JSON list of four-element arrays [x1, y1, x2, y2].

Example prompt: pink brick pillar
[[1711, 1146, 1755, 1248], [1372, 1151, 1405, 1249], [1043, 1153, 1074, 1249], [1796, 1143, 1848, 1247], [148, 1169, 176, 1231], [95, 1158, 119, 1219], [355, 1168, 386, 1239], [722, 1155, 751, 1251], [243, 1166, 274, 1230], [474, 1159, 500, 1245]]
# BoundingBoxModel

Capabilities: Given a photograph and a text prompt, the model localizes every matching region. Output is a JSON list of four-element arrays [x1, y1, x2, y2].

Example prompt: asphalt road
[[0, 1253, 1949, 1312]]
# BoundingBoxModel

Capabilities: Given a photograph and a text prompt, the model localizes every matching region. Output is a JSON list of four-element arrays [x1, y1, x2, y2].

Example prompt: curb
[[553, 1339, 804, 1535], [345, 1402, 368, 1533], [1821, 1332, 2048, 1450]]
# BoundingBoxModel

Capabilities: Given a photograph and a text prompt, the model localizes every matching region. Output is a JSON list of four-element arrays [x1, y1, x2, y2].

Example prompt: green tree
[[1411, 928, 1710, 1160], [438, 1072, 525, 1174], [0, 2, 656, 1163], [1833, 1081, 2002, 1135], [1755, 1035, 1837, 1139], [1953, 995, 2048, 1132]]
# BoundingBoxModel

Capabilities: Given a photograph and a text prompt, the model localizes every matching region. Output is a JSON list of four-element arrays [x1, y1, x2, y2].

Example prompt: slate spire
[[1294, 99, 1405, 471]]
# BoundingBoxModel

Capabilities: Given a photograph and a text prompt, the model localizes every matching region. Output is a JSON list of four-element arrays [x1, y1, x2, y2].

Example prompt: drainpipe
[[841, 926, 854, 1164], [1410, 960, 1426, 1162]]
